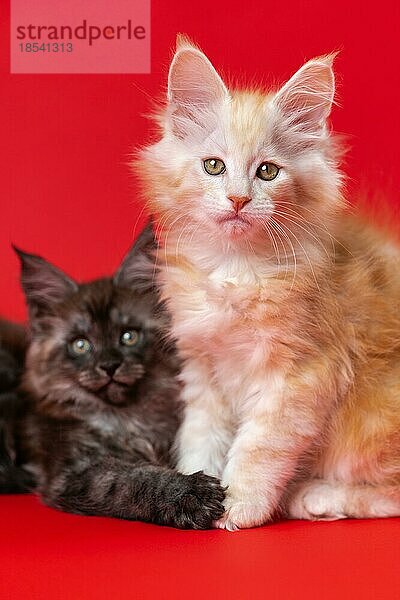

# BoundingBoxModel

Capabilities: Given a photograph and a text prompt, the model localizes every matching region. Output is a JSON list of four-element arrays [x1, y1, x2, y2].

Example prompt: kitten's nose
[[228, 196, 251, 214], [99, 361, 121, 377]]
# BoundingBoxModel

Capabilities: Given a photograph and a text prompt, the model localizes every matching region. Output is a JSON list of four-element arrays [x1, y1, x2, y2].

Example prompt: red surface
[[0, 495, 399, 600], [1, 0, 400, 598]]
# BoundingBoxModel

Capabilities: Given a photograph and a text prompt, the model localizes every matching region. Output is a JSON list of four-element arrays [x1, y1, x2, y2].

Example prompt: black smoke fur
[[0, 319, 35, 493], [0, 225, 224, 528]]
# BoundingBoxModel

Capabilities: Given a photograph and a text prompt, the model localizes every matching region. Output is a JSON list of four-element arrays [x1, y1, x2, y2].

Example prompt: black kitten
[[2, 225, 224, 528]]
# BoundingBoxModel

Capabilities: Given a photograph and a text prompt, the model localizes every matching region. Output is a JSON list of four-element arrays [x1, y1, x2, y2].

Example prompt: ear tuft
[[175, 33, 197, 51], [113, 223, 158, 293], [273, 54, 337, 134], [13, 245, 78, 317], [167, 39, 229, 138], [168, 44, 227, 106]]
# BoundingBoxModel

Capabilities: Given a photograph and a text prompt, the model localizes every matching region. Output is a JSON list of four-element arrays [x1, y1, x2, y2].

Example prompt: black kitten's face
[[66, 282, 159, 406], [26, 280, 163, 411], [69, 315, 145, 406], [17, 225, 171, 416]]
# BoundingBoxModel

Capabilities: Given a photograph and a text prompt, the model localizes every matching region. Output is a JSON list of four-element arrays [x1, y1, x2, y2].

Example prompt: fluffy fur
[[0, 319, 34, 493], [136, 37, 400, 529], [0, 226, 225, 529]]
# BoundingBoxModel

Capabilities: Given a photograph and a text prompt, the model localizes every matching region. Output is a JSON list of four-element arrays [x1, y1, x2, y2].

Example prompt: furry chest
[[166, 276, 280, 360]]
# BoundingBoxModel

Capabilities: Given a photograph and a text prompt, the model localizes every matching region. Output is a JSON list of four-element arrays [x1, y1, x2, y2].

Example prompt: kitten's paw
[[165, 471, 226, 530], [214, 513, 240, 532], [213, 498, 271, 531], [288, 480, 347, 521]]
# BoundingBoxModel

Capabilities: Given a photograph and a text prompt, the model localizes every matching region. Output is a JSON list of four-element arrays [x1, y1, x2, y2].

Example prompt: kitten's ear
[[13, 246, 78, 316], [273, 55, 336, 134], [113, 223, 157, 293], [167, 35, 229, 138]]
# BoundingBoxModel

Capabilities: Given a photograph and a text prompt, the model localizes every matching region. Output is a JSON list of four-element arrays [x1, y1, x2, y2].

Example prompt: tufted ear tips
[[273, 53, 337, 132], [175, 33, 197, 52], [168, 38, 228, 106], [13, 245, 78, 316], [113, 223, 158, 293], [167, 36, 229, 139]]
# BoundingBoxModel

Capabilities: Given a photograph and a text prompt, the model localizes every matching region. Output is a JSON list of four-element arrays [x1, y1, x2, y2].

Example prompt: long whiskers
[[162, 211, 194, 273], [131, 204, 148, 240], [278, 201, 354, 257], [271, 216, 321, 291], [267, 218, 298, 291], [266, 218, 291, 280], [151, 209, 192, 282], [258, 218, 284, 276], [178, 220, 203, 261], [273, 209, 332, 263]]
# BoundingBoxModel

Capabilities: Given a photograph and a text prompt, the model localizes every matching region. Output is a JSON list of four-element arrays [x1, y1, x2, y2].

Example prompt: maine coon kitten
[[136, 37, 400, 530], [0, 226, 225, 528]]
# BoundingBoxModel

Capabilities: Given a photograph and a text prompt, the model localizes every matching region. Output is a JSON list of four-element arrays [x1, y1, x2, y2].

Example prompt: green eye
[[120, 330, 140, 347], [69, 338, 92, 355], [256, 162, 280, 181], [203, 158, 226, 176]]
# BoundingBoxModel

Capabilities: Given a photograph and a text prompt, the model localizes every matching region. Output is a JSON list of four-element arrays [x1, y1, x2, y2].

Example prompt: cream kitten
[[136, 36, 400, 530]]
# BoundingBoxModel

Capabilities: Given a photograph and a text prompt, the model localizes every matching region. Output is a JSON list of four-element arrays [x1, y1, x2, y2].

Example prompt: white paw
[[213, 498, 272, 531], [214, 514, 240, 532], [288, 480, 347, 521]]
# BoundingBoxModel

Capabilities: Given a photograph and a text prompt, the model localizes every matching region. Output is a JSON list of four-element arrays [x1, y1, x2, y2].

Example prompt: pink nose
[[228, 196, 251, 214]]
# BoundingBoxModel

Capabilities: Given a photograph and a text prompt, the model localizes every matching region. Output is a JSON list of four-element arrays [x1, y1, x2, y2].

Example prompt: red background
[[1, 0, 399, 321], [1, 0, 399, 598]]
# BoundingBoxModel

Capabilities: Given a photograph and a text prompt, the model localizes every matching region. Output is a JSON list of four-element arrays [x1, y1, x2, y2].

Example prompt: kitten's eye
[[69, 338, 92, 355], [256, 162, 280, 181], [203, 158, 226, 176], [120, 330, 140, 347]]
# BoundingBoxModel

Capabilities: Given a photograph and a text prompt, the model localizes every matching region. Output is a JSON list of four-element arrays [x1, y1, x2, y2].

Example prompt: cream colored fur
[[136, 36, 400, 529]]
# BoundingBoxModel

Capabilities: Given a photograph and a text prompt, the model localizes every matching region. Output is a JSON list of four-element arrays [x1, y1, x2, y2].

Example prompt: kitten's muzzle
[[81, 363, 145, 394], [112, 364, 145, 386]]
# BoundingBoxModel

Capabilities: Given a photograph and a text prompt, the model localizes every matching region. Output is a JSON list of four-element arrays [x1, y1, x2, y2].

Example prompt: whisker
[[274, 209, 332, 263], [260, 218, 282, 275], [244, 237, 258, 263], [264, 219, 290, 281], [268, 219, 298, 292], [275, 203, 336, 258], [274, 218, 321, 292], [183, 221, 202, 257], [150, 209, 181, 283], [278, 201, 354, 257], [160, 209, 199, 273], [150, 208, 194, 282], [175, 219, 194, 263], [131, 204, 148, 239]]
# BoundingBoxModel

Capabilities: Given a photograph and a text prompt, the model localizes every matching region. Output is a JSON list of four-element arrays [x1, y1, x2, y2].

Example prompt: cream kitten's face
[[170, 93, 281, 238], [144, 39, 341, 244]]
